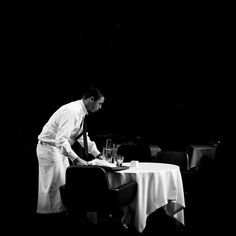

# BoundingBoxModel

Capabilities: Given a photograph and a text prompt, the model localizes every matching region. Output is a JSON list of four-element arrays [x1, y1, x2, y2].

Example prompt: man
[[36, 86, 105, 214]]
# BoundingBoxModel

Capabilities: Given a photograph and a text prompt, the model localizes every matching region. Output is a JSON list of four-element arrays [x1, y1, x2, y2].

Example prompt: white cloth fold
[[88, 159, 117, 167]]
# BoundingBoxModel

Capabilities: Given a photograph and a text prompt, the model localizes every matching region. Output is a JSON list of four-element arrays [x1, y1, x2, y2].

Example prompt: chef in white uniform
[[36, 86, 105, 214]]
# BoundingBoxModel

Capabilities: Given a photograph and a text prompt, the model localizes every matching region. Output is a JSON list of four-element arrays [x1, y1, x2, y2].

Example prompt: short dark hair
[[82, 85, 104, 101]]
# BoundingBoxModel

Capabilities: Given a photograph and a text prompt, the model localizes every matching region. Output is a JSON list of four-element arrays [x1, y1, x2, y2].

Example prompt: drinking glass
[[115, 155, 124, 167], [103, 147, 113, 163]]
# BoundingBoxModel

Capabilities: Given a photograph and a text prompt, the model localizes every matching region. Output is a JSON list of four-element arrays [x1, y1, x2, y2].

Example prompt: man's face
[[89, 96, 105, 113]]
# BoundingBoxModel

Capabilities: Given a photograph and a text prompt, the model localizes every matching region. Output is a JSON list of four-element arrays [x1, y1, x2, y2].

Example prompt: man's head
[[82, 86, 105, 113]]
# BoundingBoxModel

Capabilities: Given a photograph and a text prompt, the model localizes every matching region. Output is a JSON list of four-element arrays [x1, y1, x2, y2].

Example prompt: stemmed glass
[[114, 155, 124, 167], [103, 139, 113, 162]]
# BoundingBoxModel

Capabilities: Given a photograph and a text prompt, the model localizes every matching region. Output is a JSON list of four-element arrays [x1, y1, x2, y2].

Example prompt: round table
[[107, 162, 185, 233]]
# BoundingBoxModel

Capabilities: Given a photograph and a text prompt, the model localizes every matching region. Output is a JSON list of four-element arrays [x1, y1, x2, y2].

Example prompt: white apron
[[36, 141, 69, 213]]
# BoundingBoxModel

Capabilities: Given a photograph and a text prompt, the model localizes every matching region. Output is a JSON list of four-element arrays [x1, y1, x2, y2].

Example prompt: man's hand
[[73, 157, 88, 166], [96, 154, 105, 160]]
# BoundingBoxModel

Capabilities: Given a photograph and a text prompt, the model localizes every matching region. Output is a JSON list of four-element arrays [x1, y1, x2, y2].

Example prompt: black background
[[8, 3, 234, 145], [4, 1, 235, 222]]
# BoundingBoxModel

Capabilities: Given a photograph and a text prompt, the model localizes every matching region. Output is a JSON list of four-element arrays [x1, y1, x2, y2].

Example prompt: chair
[[117, 143, 152, 162], [153, 150, 189, 172], [153, 150, 197, 197], [59, 165, 137, 225]]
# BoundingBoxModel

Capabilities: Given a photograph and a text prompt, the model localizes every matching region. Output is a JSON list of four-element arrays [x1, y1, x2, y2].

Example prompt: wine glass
[[115, 155, 124, 167]]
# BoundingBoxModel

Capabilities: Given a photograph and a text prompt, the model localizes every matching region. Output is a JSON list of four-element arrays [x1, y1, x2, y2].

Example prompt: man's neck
[[82, 99, 89, 112]]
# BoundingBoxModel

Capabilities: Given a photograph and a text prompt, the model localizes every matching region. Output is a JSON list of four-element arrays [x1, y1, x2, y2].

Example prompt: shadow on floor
[[20, 208, 187, 235]]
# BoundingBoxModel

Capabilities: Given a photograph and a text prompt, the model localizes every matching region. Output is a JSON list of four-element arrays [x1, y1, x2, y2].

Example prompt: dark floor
[[12, 208, 184, 235], [21, 196, 232, 235], [4, 200, 202, 236]]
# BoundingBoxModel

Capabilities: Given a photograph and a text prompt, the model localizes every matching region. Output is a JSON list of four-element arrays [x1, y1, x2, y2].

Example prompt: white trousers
[[36, 142, 69, 213]]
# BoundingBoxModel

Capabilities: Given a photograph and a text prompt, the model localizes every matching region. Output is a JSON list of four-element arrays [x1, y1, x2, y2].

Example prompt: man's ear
[[90, 96, 94, 102]]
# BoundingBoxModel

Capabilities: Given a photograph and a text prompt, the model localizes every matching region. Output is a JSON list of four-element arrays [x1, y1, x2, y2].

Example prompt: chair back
[[64, 165, 116, 211], [117, 143, 152, 162], [154, 150, 189, 172]]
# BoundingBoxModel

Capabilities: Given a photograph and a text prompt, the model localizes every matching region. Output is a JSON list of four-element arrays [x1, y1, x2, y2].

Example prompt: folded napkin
[[88, 159, 117, 168]]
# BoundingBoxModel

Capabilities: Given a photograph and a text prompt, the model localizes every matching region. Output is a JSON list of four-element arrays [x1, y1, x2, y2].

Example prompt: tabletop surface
[[121, 162, 179, 172]]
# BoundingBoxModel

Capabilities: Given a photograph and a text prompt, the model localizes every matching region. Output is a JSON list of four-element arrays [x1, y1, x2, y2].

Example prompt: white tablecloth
[[107, 162, 185, 233], [149, 144, 162, 157], [189, 145, 217, 169]]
